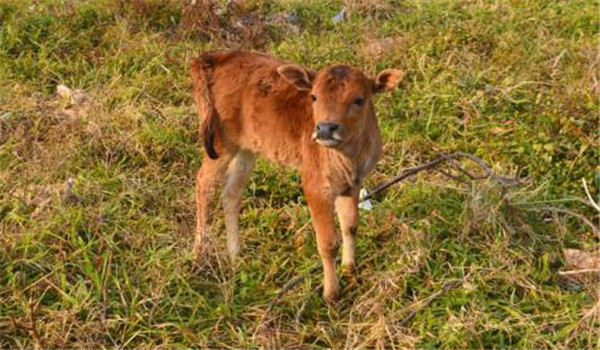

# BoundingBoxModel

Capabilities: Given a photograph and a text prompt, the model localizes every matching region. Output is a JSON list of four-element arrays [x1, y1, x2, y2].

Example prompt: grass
[[0, 0, 598, 348]]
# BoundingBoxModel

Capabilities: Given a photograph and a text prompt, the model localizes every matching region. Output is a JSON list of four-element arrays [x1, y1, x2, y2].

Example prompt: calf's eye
[[311, 94, 317, 102], [354, 98, 364, 106]]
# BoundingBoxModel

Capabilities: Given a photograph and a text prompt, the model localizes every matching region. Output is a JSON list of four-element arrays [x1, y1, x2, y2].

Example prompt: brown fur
[[190, 50, 403, 303]]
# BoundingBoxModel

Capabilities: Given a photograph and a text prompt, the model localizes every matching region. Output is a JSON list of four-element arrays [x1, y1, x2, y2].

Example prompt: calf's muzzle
[[315, 122, 340, 141]]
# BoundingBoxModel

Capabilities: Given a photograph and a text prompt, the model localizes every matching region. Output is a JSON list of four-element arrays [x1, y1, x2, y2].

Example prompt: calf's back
[[191, 50, 313, 168]]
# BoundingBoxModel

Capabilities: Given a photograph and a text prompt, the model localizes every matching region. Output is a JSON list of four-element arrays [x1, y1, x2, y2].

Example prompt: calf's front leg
[[304, 186, 340, 303], [335, 190, 359, 277]]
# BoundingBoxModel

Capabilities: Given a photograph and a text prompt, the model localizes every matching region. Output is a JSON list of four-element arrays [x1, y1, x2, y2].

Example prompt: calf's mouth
[[312, 132, 342, 148]]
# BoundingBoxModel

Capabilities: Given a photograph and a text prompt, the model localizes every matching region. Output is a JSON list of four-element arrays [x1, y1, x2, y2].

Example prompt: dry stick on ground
[[361, 152, 522, 202], [436, 168, 471, 185], [257, 152, 521, 326]]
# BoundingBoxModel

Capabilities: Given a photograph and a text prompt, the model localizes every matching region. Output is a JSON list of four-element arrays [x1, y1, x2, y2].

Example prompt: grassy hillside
[[1, 0, 598, 348]]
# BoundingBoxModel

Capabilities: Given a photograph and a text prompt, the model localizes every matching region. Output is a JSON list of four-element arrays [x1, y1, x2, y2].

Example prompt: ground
[[0, 0, 598, 348]]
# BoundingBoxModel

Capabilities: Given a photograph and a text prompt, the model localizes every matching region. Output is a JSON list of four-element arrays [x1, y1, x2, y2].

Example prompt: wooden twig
[[362, 157, 447, 201], [442, 153, 488, 181], [453, 152, 521, 185], [363, 152, 522, 201], [436, 168, 470, 185]]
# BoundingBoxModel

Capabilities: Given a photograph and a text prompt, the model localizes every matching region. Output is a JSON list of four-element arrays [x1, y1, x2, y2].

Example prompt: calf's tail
[[190, 54, 219, 160]]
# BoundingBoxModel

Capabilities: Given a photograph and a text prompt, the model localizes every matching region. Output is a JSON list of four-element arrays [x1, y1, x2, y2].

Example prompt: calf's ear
[[277, 64, 315, 91], [373, 69, 404, 94]]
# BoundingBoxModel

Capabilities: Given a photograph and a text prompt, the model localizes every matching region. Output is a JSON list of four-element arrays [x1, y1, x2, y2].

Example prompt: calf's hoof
[[323, 285, 340, 305], [342, 264, 357, 278], [192, 242, 203, 263], [227, 245, 240, 263]]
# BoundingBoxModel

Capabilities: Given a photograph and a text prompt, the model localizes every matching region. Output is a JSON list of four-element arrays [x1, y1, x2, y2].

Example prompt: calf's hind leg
[[195, 153, 234, 261], [222, 150, 256, 261]]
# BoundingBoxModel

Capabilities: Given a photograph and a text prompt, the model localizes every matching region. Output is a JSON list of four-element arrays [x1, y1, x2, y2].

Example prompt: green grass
[[1, 0, 598, 348]]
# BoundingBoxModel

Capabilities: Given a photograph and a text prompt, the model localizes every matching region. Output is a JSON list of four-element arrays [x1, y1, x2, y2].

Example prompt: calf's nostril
[[315, 122, 341, 140], [316, 122, 339, 132]]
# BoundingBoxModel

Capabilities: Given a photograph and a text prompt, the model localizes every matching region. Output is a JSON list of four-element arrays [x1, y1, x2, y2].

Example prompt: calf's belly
[[239, 132, 303, 169]]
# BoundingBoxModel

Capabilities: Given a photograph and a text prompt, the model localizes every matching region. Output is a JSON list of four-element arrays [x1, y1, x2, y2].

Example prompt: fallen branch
[[436, 168, 470, 185], [362, 152, 522, 201]]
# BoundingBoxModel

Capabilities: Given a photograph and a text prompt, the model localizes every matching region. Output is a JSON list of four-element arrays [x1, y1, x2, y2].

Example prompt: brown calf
[[190, 50, 403, 303]]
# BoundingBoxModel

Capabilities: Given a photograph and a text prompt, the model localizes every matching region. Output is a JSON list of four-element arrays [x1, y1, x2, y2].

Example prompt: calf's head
[[277, 64, 404, 148]]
